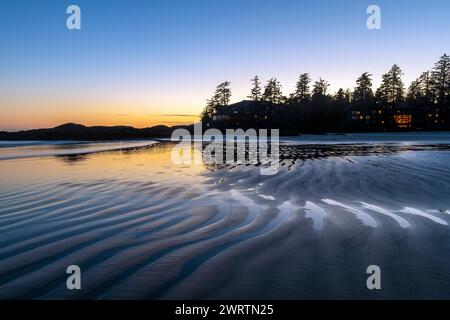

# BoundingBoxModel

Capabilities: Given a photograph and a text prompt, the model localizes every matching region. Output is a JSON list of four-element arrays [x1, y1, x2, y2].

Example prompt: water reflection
[[193, 141, 450, 171], [1, 138, 450, 299]]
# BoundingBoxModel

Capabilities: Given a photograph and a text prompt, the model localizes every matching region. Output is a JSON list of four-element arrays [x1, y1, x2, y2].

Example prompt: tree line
[[201, 54, 450, 133]]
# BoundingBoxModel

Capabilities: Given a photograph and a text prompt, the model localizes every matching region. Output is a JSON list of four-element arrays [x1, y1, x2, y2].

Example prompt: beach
[[1, 133, 450, 299]]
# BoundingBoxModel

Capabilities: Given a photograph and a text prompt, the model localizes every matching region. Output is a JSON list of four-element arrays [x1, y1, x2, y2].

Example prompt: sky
[[1, 0, 449, 131]]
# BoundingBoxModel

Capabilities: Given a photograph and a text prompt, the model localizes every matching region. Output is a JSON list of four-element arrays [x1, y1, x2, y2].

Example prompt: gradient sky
[[1, 0, 449, 131]]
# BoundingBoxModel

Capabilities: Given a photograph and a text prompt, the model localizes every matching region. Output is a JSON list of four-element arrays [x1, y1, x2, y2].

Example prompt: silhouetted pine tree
[[312, 78, 330, 100], [408, 71, 434, 128], [431, 54, 450, 125], [289, 73, 311, 103], [248, 76, 262, 101], [201, 81, 232, 123], [353, 72, 374, 104], [376, 65, 405, 128], [262, 78, 285, 104], [352, 72, 375, 129], [334, 88, 346, 103], [216, 81, 232, 106]]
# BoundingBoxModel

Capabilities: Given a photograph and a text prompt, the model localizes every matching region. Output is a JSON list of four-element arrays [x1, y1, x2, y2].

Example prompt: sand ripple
[[1, 140, 450, 299]]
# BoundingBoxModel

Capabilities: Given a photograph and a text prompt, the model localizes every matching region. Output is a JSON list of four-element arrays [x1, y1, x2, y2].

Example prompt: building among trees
[[201, 54, 450, 134]]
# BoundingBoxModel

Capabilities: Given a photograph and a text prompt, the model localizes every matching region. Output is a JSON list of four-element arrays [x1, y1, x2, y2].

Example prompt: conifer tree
[[248, 76, 262, 101]]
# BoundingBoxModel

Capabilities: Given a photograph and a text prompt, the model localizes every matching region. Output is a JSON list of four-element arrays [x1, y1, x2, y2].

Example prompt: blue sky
[[0, 0, 449, 130]]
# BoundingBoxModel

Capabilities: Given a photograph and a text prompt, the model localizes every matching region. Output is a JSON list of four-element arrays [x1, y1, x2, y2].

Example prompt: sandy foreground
[[1, 135, 450, 299]]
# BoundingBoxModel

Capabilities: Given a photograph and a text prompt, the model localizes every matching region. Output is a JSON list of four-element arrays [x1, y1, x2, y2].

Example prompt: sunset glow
[[1, 0, 450, 131]]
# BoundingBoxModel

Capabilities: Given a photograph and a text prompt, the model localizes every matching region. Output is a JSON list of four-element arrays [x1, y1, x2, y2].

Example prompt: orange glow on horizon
[[0, 97, 202, 131], [0, 114, 200, 131]]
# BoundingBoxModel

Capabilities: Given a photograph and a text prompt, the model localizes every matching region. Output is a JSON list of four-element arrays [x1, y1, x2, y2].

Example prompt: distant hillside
[[0, 123, 193, 140]]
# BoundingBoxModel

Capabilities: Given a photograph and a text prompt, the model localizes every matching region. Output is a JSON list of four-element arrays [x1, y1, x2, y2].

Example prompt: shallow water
[[1, 134, 450, 299], [0, 140, 158, 160]]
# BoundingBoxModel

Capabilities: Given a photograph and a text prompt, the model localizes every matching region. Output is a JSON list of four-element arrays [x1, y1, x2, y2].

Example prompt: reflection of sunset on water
[[2, 136, 450, 299]]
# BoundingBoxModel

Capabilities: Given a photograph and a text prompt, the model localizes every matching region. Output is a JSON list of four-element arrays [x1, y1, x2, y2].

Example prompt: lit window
[[394, 115, 412, 128]]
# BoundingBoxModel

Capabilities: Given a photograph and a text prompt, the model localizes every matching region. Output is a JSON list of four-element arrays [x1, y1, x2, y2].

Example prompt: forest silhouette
[[202, 54, 450, 134]]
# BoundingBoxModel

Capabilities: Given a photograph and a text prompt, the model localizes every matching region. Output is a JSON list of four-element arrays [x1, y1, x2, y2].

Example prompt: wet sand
[[1, 135, 450, 299]]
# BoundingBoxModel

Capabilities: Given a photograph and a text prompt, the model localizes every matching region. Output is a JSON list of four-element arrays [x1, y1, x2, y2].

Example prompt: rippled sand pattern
[[1, 138, 450, 299]]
